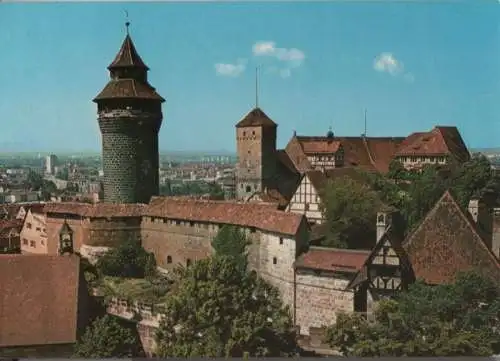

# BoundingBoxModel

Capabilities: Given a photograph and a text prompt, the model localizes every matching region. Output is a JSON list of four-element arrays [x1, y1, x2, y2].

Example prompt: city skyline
[[0, 2, 498, 152]]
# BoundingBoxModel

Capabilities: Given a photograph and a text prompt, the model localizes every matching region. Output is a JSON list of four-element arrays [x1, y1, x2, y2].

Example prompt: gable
[[403, 191, 500, 285]]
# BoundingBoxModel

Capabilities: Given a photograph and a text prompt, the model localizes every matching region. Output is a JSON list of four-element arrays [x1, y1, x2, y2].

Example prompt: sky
[[0, 1, 499, 153]]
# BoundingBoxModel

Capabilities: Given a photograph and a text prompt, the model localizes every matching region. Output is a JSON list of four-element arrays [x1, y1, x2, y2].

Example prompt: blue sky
[[0, 2, 499, 153]]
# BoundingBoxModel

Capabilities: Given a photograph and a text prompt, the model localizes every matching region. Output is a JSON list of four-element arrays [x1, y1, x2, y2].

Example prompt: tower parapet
[[93, 24, 165, 204]]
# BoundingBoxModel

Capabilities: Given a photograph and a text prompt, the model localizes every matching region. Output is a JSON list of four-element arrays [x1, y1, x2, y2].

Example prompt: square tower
[[235, 107, 278, 201]]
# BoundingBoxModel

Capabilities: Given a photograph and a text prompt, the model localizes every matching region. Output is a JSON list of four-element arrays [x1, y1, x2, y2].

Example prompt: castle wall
[[295, 270, 354, 335], [45, 216, 89, 254]]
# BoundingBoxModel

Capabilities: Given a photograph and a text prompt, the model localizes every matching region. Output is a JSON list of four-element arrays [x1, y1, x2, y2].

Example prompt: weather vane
[[124, 10, 130, 34]]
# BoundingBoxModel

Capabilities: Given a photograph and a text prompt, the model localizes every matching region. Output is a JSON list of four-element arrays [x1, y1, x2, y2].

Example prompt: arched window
[[186, 258, 192, 266], [166, 255, 172, 264]]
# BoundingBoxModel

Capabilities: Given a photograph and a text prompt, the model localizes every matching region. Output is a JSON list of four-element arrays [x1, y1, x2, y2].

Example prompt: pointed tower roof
[[235, 107, 277, 128], [108, 34, 149, 71]]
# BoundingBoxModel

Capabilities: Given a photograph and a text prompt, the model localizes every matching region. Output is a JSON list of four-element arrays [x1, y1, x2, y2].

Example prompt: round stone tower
[[93, 23, 165, 204]]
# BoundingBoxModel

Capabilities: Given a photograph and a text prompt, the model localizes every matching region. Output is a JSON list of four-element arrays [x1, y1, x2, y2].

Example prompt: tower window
[[243, 131, 246, 136], [273, 257, 277, 265], [186, 259, 192, 266], [279, 237, 284, 245], [247, 150, 251, 154], [166, 255, 172, 264], [246, 186, 251, 193], [252, 131, 255, 135]]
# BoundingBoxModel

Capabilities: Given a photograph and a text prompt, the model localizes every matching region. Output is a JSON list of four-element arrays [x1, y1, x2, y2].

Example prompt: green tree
[[208, 182, 225, 200], [320, 177, 382, 248], [74, 315, 143, 357], [95, 239, 157, 279], [155, 255, 298, 357], [211, 225, 250, 271], [387, 160, 406, 182], [325, 271, 500, 356]]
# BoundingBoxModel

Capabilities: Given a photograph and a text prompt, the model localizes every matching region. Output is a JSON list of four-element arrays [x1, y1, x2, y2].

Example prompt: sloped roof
[[403, 191, 500, 285], [108, 34, 149, 70], [93, 79, 165, 102], [235, 107, 277, 128], [395, 126, 470, 162], [294, 247, 370, 273], [146, 196, 306, 236], [0, 255, 81, 347]]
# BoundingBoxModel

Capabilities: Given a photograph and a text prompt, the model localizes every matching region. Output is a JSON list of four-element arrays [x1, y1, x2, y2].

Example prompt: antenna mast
[[364, 108, 367, 136], [255, 66, 260, 108]]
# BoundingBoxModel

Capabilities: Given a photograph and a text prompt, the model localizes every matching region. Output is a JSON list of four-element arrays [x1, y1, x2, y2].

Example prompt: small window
[[245, 185, 251, 193], [247, 150, 251, 154], [176, 220, 181, 225], [186, 259, 192, 266], [243, 131, 246, 136], [252, 131, 255, 136], [166, 255, 172, 264], [273, 257, 277, 265], [189, 221, 195, 227], [26, 223, 32, 229], [22, 239, 28, 245], [36, 227, 41, 232], [30, 240, 36, 247]]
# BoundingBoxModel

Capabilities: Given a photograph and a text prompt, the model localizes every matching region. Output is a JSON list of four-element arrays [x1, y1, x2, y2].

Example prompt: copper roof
[[294, 247, 370, 273], [395, 126, 470, 162], [93, 79, 165, 102], [0, 254, 81, 347], [146, 196, 306, 236], [403, 191, 500, 285], [108, 34, 149, 70], [235, 107, 277, 128]]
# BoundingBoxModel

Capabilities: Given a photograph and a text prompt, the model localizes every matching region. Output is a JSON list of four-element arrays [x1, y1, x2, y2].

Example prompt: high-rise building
[[93, 23, 165, 204], [44, 154, 58, 175]]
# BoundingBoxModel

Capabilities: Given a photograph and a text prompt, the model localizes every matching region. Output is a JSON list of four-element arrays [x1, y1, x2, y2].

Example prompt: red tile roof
[[43, 202, 146, 218], [299, 138, 342, 154], [235, 107, 277, 128], [295, 247, 371, 273], [395, 126, 470, 162], [403, 191, 500, 285], [146, 197, 306, 236], [0, 254, 81, 347]]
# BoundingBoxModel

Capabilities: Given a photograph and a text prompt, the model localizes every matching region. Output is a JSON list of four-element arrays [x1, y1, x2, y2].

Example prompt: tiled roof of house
[[146, 196, 306, 236], [403, 191, 500, 285], [93, 79, 165, 101], [235, 107, 277, 128], [0, 254, 81, 347], [287, 135, 403, 174], [395, 126, 470, 162], [294, 247, 371, 273], [43, 202, 146, 218], [305, 167, 373, 194], [108, 34, 149, 70]]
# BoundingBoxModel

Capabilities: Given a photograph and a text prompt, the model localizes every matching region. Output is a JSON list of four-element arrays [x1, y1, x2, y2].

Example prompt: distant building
[[45, 154, 58, 175]]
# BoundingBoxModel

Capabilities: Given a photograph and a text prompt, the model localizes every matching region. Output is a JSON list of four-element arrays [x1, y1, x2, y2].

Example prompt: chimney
[[469, 197, 493, 250]]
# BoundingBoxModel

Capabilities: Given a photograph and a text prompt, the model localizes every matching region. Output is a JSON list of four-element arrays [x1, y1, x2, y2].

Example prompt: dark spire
[[107, 26, 149, 71]]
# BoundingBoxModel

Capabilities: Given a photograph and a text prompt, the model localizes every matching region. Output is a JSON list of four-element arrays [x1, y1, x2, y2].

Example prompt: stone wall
[[45, 215, 89, 254], [99, 115, 161, 204], [87, 218, 142, 247], [295, 270, 354, 335]]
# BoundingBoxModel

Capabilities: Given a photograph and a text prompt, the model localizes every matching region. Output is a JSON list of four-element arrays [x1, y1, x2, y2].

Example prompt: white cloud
[[214, 58, 247, 77], [373, 52, 414, 82], [253, 41, 305, 78]]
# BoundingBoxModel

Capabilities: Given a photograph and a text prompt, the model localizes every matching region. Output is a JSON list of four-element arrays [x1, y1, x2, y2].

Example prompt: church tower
[[93, 22, 165, 204], [235, 107, 277, 201]]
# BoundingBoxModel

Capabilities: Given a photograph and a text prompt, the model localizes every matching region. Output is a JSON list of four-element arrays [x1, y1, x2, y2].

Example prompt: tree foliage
[[325, 271, 500, 356], [95, 239, 157, 279], [155, 255, 298, 357], [211, 225, 250, 271], [320, 176, 382, 248], [74, 315, 143, 358]]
